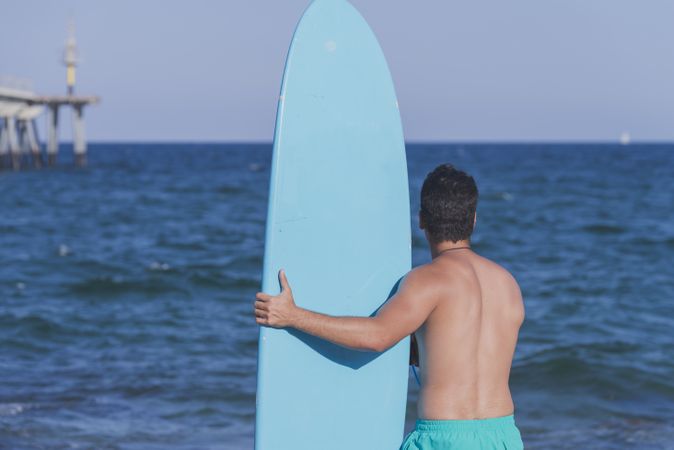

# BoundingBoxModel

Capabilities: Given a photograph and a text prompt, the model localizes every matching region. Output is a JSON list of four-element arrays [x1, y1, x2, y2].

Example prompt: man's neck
[[430, 239, 472, 259]]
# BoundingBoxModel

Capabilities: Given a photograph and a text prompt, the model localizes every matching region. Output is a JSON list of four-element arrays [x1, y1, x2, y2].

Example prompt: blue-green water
[[1, 144, 673, 449]]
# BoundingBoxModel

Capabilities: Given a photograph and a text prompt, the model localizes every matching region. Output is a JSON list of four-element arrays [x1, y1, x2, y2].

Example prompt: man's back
[[415, 248, 524, 420]]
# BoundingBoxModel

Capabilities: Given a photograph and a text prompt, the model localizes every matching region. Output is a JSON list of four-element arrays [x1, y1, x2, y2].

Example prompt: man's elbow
[[362, 320, 403, 352], [365, 333, 394, 353], [370, 339, 389, 353]]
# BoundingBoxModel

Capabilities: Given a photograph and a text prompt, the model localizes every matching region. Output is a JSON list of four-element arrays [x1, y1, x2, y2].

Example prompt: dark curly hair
[[420, 164, 478, 243]]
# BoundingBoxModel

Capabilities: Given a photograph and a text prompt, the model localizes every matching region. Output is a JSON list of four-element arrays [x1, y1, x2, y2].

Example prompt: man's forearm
[[291, 307, 385, 352]]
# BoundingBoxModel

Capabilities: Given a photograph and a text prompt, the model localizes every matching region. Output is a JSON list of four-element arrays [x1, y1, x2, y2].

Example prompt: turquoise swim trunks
[[399, 415, 524, 450]]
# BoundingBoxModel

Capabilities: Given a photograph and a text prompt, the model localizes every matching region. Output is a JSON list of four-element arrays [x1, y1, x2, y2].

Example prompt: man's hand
[[254, 269, 299, 328]]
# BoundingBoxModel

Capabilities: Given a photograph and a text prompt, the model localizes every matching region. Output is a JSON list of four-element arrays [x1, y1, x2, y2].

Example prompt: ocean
[[1, 143, 672, 449]]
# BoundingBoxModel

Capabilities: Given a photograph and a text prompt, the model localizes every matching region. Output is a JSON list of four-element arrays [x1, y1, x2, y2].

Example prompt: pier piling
[[17, 106, 44, 168], [47, 104, 59, 166], [6, 116, 21, 171], [72, 104, 86, 167], [18, 118, 43, 168], [0, 118, 7, 169]]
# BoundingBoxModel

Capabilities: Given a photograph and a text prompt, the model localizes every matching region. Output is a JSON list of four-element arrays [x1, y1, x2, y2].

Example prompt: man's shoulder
[[399, 264, 446, 298], [403, 263, 437, 285], [477, 256, 524, 314], [474, 253, 520, 288], [403, 262, 471, 302]]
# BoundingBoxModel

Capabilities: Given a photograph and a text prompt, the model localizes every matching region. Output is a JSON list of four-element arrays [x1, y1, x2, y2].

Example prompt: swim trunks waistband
[[414, 414, 516, 433]]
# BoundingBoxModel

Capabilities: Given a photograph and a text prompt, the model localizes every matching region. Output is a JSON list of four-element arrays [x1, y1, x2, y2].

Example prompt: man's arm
[[254, 267, 437, 352]]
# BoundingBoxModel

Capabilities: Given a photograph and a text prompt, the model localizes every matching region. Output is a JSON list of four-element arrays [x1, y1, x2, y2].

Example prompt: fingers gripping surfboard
[[255, 1, 411, 449]]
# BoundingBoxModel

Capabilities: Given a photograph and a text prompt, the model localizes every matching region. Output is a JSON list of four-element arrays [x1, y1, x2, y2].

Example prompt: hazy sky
[[2, 0, 673, 142]]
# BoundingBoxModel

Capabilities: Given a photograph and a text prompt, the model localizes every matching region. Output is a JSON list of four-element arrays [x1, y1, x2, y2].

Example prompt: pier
[[0, 85, 99, 169], [0, 23, 99, 170]]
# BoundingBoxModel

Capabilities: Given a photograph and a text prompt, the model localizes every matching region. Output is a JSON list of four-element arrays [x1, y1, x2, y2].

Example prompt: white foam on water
[[148, 261, 171, 272], [58, 244, 70, 256], [0, 403, 29, 416]]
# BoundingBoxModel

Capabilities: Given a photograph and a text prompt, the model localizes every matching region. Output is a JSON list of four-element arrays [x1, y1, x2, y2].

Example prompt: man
[[254, 164, 525, 449]]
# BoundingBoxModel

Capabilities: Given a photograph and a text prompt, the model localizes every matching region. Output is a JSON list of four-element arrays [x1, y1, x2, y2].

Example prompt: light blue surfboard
[[255, 0, 411, 449]]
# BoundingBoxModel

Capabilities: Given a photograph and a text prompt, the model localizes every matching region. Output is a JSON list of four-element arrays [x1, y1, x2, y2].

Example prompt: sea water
[[1, 143, 672, 449]]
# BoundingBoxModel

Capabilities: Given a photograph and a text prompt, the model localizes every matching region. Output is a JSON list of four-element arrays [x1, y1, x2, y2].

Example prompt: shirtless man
[[254, 164, 525, 449]]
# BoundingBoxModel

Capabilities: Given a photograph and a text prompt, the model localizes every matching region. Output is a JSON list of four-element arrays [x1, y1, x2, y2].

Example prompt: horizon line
[[52, 139, 674, 145]]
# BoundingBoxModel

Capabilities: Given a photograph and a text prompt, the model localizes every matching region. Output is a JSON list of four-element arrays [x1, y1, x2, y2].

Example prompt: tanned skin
[[254, 212, 524, 420]]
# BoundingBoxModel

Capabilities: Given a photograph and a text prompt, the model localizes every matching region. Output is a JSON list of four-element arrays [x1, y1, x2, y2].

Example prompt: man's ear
[[419, 211, 425, 230], [473, 211, 477, 228]]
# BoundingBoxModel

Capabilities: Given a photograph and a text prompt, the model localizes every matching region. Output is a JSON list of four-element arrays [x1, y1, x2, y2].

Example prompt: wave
[[582, 224, 627, 235], [625, 235, 674, 248], [216, 185, 245, 195], [66, 276, 188, 297], [512, 342, 674, 397]]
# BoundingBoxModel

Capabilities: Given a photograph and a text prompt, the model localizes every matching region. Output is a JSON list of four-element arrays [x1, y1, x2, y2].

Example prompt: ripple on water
[[581, 223, 627, 235], [66, 275, 189, 297]]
